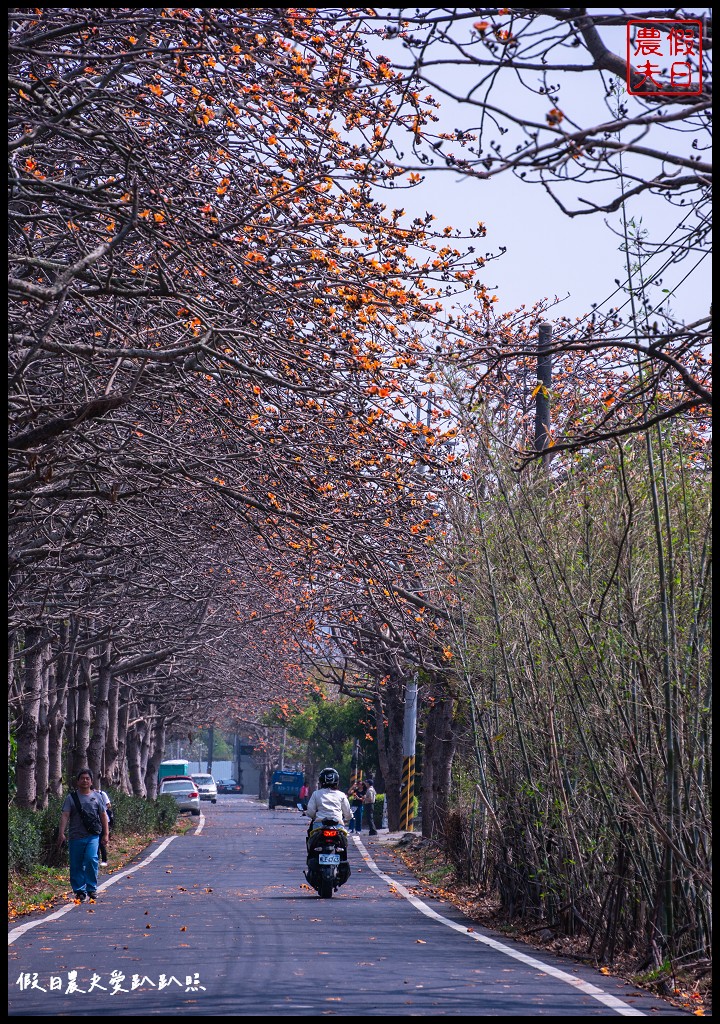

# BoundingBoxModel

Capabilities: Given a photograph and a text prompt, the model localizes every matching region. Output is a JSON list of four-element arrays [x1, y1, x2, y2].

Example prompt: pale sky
[[371, 9, 711, 329]]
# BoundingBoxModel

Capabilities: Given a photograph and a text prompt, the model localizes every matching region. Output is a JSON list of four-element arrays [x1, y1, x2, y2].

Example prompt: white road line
[[352, 836, 645, 1017], [8, 834, 179, 946]]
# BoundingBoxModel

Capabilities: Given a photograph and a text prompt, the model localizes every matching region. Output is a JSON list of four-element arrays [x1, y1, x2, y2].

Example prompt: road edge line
[[351, 835, 645, 1018], [8, 835, 177, 946]]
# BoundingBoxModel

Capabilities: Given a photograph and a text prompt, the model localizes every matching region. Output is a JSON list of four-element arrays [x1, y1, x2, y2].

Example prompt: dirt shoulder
[[382, 832, 710, 1018]]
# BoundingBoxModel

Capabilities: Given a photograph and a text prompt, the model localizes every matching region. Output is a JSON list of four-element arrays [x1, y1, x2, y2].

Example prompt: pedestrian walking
[[93, 781, 114, 866], [55, 768, 109, 902], [362, 777, 378, 836]]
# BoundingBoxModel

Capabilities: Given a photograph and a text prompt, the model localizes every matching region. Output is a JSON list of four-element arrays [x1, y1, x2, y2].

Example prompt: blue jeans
[[68, 835, 100, 895], [351, 805, 363, 832]]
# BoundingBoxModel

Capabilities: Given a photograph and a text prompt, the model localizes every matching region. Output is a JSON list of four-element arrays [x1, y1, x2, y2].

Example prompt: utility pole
[[279, 727, 286, 770], [207, 725, 214, 774], [399, 676, 418, 831], [350, 739, 361, 788], [534, 321, 553, 467]]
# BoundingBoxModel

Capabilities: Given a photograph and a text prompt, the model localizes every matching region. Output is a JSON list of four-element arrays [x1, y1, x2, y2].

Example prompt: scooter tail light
[[322, 829, 337, 837]]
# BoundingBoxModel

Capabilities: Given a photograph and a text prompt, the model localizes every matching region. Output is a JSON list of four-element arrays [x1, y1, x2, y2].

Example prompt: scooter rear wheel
[[319, 875, 334, 899]]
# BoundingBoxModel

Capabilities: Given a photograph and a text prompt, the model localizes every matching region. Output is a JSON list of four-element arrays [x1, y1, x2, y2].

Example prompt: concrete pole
[[399, 677, 418, 831], [233, 733, 240, 787]]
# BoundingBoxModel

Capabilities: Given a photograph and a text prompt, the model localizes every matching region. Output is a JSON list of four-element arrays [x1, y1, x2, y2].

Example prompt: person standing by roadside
[[55, 768, 108, 902], [93, 780, 113, 867], [348, 779, 366, 834], [362, 777, 378, 836]]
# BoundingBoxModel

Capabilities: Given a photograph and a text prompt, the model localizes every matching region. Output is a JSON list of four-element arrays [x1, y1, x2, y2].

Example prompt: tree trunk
[[374, 673, 406, 831], [48, 707, 66, 798], [126, 720, 147, 797], [258, 761, 269, 799], [73, 655, 92, 776], [145, 716, 166, 799], [116, 688, 131, 793], [65, 672, 76, 787], [87, 641, 112, 781], [9, 631, 19, 770], [120, 757, 132, 795], [137, 688, 156, 790], [422, 681, 457, 839], [104, 674, 121, 785], [421, 709, 436, 840], [47, 631, 70, 797], [36, 656, 51, 809], [15, 627, 44, 809]]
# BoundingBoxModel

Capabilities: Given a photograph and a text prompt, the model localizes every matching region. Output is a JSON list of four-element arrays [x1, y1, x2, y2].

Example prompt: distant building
[[187, 737, 260, 794]]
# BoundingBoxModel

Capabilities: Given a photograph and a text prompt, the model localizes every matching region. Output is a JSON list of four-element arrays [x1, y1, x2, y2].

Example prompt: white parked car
[[159, 778, 201, 815], [191, 774, 217, 804]]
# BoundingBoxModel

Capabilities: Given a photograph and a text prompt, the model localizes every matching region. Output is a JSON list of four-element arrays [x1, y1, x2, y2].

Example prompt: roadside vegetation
[[423, 426, 712, 985], [8, 792, 184, 920], [395, 832, 710, 1017]]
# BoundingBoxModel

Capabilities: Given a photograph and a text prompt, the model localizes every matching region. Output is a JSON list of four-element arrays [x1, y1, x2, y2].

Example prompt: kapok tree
[[9, 6, 493, 796], [356, 8, 712, 457]]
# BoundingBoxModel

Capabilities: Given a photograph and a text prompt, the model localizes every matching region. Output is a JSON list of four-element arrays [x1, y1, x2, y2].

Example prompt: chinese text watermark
[[15, 971, 206, 994], [627, 20, 703, 96]]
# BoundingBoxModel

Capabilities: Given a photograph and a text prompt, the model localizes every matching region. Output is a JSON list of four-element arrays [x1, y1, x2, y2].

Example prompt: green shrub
[[40, 796, 66, 865], [10, 788, 178, 876], [154, 795, 179, 833], [107, 787, 178, 835], [107, 787, 150, 833], [8, 797, 65, 871], [9, 806, 43, 872]]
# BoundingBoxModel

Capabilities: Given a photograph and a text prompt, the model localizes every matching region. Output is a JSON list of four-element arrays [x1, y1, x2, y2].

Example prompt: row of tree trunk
[[11, 622, 170, 806]]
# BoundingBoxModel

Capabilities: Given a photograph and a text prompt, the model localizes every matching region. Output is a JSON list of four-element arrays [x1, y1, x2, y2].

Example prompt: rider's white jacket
[[306, 787, 352, 826]]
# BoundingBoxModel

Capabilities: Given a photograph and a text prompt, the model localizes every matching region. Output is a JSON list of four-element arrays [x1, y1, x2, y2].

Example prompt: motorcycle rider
[[305, 767, 352, 835], [304, 767, 352, 893]]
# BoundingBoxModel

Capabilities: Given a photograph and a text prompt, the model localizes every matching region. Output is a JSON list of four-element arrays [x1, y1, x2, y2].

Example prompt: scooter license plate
[[319, 853, 340, 865]]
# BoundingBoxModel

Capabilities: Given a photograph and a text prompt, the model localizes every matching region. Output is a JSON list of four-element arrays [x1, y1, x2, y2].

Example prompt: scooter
[[299, 805, 351, 898]]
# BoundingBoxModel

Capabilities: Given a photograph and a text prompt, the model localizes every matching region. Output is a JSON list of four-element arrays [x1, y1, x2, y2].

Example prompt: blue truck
[[268, 769, 304, 809]]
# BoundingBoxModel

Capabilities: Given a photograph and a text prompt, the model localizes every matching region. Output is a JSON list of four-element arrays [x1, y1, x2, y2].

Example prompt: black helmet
[[319, 767, 340, 788]]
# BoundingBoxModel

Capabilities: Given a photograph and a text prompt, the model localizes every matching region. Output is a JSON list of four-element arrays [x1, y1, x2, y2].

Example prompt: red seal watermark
[[627, 20, 703, 96]]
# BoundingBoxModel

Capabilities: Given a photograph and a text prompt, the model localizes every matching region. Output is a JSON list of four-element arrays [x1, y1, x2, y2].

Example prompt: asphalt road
[[8, 796, 687, 1016]]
